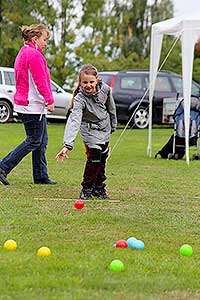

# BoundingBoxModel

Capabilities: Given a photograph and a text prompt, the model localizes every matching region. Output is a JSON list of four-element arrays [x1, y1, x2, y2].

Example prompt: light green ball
[[179, 244, 193, 257], [109, 259, 124, 272]]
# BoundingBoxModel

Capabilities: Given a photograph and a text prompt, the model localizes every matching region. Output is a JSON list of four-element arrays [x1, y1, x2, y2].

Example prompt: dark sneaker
[[0, 168, 9, 185], [34, 178, 57, 184], [80, 188, 93, 200], [92, 187, 108, 199]]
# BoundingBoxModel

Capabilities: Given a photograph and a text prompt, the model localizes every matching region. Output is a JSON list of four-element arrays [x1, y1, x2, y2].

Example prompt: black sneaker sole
[[93, 196, 108, 200], [80, 197, 93, 200], [0, 174, 10, 185], [92, 193, 108, 199]]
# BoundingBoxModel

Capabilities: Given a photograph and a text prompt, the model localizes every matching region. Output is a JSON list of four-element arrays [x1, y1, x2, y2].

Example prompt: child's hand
[[55, 147, 69, 162]]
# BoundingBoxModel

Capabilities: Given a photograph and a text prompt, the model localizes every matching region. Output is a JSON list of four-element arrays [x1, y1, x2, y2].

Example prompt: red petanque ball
[[74, 200, 84, 209], [115, 239, 128, 248]]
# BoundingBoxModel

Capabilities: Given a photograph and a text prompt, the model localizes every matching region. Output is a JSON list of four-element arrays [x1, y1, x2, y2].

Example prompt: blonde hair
[[73, 64, 99, 98], [21, 24, 50, 41]]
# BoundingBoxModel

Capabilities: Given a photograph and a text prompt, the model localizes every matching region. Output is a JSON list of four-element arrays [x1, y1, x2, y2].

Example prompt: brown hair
[[21, 24, 50, 41]]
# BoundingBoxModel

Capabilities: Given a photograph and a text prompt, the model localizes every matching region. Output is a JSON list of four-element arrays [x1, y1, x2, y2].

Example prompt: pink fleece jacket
[[14, 41, 54, 106]]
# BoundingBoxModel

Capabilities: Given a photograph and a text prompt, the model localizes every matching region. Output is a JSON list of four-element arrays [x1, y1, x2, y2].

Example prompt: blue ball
[[132, 240, 145, 250], [127, 237, 137, 247]]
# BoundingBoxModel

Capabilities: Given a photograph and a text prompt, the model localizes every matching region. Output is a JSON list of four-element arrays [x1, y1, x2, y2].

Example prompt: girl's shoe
[[34, 178, 57, 184], [0, 168, 9, 185], [92, 187, 108, 199], [80, 188, 93, 200]]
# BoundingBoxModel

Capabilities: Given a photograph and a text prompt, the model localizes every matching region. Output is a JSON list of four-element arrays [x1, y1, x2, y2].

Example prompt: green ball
[[109, 259, 124, 272], [179, 244, 193, 256]]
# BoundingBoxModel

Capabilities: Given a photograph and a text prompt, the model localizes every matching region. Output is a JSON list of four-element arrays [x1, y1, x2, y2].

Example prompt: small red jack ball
[[74, 200, 84, 209], [115, 240, 128, 248]]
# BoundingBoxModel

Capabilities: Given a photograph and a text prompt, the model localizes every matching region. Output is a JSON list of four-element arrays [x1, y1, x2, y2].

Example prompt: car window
[[172, 77, 183, 94], [172, 76, 200, 96], [154, 76, 172, 92], [192, 83, 200, 96], [0, 71, 2, 84], [51, 82, 59, 92], [120, 76, 142, 90], [4, 71, 15, 86], [99, 74, 112, 84]]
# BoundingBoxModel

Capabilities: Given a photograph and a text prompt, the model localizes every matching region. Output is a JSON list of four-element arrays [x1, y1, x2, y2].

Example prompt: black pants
[[81, 143, 109, 189]]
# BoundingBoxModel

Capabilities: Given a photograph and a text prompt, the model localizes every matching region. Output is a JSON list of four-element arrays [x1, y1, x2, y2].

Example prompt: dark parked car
[[99, 70, 200, 129]]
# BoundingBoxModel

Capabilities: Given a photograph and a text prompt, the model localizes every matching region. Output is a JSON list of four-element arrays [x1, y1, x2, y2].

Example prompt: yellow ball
[[37, 246, 51, 257], [3, 239, 17, 251]]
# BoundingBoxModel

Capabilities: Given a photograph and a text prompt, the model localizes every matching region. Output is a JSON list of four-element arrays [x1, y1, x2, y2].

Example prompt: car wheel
[[0, 100, 13, 123], [130, 106, 149, 129]]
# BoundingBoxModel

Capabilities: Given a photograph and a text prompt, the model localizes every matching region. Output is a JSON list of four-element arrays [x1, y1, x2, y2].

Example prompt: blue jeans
[[0, 114, 49, 181]]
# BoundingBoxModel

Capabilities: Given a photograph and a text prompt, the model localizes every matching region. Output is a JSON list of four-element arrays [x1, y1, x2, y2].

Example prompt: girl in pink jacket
[[0, 24, 56, 185]]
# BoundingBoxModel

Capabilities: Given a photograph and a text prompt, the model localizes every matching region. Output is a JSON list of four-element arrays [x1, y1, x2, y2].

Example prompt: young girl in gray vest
[[56, 64, 117, 200]]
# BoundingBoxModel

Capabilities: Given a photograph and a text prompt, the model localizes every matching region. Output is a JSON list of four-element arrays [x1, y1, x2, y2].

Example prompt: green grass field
[[0, 123, 200, 300]]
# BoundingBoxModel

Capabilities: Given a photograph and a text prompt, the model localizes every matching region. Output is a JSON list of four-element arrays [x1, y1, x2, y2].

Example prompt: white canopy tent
[[147, 13, 200, 164]]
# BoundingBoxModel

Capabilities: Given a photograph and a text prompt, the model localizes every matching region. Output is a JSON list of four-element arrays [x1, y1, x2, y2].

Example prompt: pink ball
[[74, 200, 84, 209]]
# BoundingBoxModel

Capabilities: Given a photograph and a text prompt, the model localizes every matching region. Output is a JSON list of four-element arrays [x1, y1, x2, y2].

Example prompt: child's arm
[[106, 88, 117, 132], [56, 98, 84, 162], [63, 99, 83, 148]]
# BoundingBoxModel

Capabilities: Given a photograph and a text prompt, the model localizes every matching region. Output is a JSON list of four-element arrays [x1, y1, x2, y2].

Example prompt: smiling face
[[32, 30, 49, 50], [80, 72, 98, 94]]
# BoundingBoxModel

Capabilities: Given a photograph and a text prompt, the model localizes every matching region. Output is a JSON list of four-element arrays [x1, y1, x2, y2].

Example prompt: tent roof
[[152, 13, 200, 38]]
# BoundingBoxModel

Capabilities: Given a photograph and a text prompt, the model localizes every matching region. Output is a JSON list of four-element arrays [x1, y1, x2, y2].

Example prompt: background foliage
[[0, 0, 200, 90]]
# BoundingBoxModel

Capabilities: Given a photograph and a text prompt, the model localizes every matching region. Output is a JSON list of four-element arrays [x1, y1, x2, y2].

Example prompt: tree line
[[0, 0, 200, 90]]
